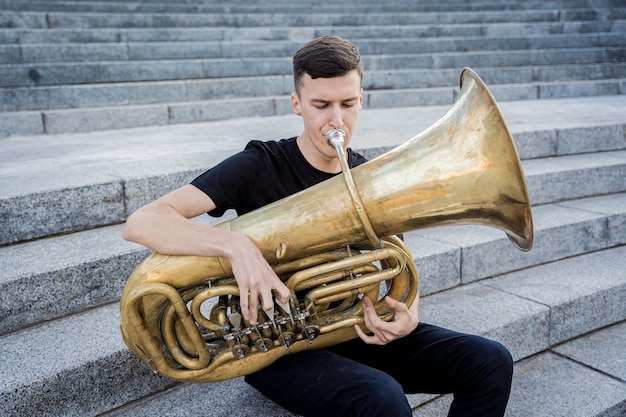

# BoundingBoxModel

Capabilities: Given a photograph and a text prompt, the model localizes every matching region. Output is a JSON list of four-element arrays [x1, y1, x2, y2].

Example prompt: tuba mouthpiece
[[326, 129, 346, 156]]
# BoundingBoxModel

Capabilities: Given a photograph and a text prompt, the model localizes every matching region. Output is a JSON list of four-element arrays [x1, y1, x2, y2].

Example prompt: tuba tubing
[[119, 67, 533, 383]]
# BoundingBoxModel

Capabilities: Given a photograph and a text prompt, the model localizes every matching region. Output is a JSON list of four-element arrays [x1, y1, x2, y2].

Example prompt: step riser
[[525, 153, 626, 205], [1, 79, 623, 137], [420, 247, 626, 359], [0, 232, 149, 336], [1, 65, 625, 113], [412, 195, 626, 286], [2, 351, 176, 417], [366, 80, 626, 109], [4, 9, 625, 30], [517, 124, 626, 158], [483, 247, 626, 346], [0, 180, 126, 245], [2, 0, 623, 14], [3, 33, 625, 65], [5, 48, 625, 88], [2, 20, 626, 45], [0, 303, 178, 417], [561, 193, 626, 247]]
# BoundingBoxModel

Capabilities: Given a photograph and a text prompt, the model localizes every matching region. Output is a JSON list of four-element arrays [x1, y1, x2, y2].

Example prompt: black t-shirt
[[191, 137, 368, 217]]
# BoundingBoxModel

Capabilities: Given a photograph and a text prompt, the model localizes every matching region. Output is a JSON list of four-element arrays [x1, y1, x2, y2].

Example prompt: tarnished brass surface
[[119, 68, 533, 383]]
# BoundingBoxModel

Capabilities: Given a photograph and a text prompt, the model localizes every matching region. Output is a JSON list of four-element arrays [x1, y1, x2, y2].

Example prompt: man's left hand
[[354, 294, 420, 345]]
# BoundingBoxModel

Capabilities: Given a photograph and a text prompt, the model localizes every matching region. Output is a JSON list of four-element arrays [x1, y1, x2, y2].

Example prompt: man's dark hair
[[293, 35, 363, 96]]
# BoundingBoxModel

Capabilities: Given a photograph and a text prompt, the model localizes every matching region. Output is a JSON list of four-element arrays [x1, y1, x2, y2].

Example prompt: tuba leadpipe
[[119, 67, 533, 383]]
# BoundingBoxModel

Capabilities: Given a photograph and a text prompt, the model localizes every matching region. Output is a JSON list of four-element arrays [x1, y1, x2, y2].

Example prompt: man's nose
[[329, 105, 344, 128]]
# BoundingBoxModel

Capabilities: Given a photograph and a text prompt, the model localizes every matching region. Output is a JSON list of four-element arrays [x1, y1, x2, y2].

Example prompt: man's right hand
[[228, 231, 291, 325]]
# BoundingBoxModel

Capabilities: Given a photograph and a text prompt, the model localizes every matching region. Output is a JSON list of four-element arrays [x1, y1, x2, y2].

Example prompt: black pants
[[245, 323, 513, 417]]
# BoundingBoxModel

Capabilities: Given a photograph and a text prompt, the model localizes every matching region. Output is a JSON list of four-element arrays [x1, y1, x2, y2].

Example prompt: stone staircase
[[0, 0, 625, 416], [1, 0, 626, 137]]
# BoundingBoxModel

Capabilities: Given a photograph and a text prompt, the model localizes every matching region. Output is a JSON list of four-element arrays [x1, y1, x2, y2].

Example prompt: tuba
[[119, 68, 533, 383]]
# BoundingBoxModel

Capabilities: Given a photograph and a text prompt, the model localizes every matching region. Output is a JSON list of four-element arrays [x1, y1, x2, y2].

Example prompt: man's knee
[[447, 337, 514, 416], [485, 339, 514, 384], [351, 377, 412, 417], [468, 337, 514, 398]]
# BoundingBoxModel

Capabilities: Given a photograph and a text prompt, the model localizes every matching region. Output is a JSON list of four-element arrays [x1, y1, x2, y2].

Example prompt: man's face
[[292, 70, 363, 169]]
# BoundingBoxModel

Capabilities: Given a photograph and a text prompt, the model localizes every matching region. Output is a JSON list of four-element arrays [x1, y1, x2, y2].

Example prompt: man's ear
[[291, 92, 302, 116], [359, 88, 364, 110]]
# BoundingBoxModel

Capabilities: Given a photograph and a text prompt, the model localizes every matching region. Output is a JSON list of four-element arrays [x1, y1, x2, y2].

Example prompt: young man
[[123, 35, 513, 417]]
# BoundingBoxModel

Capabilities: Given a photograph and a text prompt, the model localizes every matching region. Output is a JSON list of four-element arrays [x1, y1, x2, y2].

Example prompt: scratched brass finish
[[119, 68, 533, 383]]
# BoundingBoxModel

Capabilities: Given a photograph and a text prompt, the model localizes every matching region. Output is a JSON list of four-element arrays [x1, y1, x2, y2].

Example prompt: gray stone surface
[[0, 225, 150, 335], [403, 232, 461, 296], [1, 96, 625, 247], [556, 123, 625, 155], [0, 111, 43, 136], [513, 128, 559, 159], [419, 283, 550, 361], [413, 394, 454, 417], [0, 0, 624, 136], [44, 103, 169, 134], [4, 42, 619, 88], [167, 96, 278, 125], [0, 304, 177, 417], [412, 202, 610, 283], [0, 175, 125, 245], [1, 94, 624, 175], [523, 150, 626, 204], [560, 192, 626, 245], [554, 320, 626, 382], [24, 10, 619, 30], [121, 165, 208, 214], [0, 2, 624, 416], [1, 63, 622, 111], [105, 379, 297, 417], [540, 78, 625, 99], [484, 246, 626, 345], [3, 23, 624, 46], [505, 352, 626, 417]]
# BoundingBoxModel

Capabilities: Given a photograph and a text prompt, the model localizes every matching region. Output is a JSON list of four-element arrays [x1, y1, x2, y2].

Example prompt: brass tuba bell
[[119, 67, 533, 383]]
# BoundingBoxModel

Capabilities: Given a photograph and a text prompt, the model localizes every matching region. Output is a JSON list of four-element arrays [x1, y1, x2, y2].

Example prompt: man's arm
[[123, 184, 222, 256], [122, 184, 290, 324]]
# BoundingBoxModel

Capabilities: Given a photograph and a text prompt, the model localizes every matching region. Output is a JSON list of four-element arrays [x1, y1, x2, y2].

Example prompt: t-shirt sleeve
[[348, 149, 368, 168], [190, 141, 268, 217]]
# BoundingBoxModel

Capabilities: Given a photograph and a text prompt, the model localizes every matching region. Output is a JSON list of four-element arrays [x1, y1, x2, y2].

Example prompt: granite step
[[1, 95, 625, 244], [1, 190, 625, 337], [416, 322, 626, 417], [3, 47, 625, 88], [0, 2, 623, 136], [3, 32, 625, 65], [2, 62, 625, 114], [3, 8, 624, 30], [0, 2, 623, 416], [2, 77, 625, 137], [1, 245, 624, 417], [100, 331, 626, 417], [87, 319, 626, 417], [1, 141, 623, 247], [0, 19, 624, 45], [3, 0, 624, 14]]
